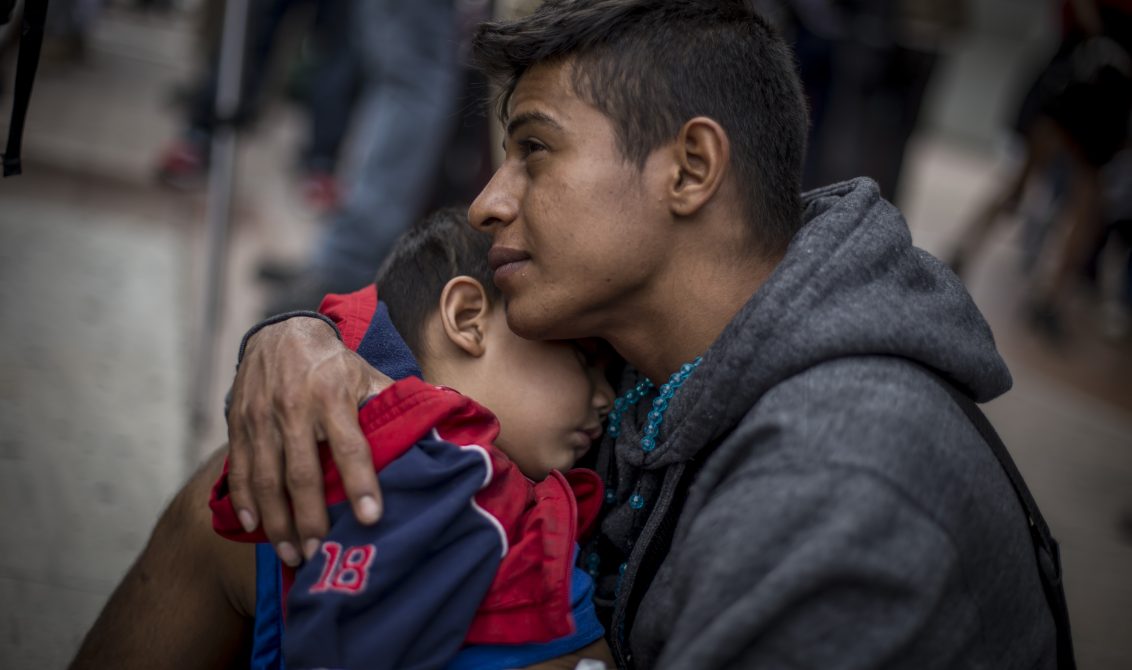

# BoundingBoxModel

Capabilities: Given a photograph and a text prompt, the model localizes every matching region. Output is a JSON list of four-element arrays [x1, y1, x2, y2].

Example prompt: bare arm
[[227, 316, 392, 565], [70, 448, 255, 670]]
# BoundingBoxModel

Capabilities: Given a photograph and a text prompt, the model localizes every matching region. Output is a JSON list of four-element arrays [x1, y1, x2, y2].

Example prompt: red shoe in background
[[301, 171, 342, 213], [156, 138, 208, 190]]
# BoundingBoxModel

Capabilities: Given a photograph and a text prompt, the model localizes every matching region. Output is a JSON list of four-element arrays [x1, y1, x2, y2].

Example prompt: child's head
[[378, 208, 615, 479]]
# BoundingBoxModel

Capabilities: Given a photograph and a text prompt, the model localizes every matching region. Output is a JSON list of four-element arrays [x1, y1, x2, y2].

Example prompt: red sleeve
[[460, 461, 604, 645]]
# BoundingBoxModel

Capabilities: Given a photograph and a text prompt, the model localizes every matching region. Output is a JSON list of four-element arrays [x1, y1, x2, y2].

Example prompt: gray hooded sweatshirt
[[587, 178, 1058, 669]]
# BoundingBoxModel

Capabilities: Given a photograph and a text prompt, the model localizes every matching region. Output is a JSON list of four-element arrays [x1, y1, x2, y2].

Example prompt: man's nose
[[469, 163, 520, 233]]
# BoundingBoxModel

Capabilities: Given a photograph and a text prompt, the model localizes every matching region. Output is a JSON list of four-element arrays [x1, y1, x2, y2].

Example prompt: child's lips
[[572, 425, 603, 458]]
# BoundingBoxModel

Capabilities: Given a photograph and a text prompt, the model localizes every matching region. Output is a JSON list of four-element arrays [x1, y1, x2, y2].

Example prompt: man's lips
[[487, 246, 531, 271], [487, 246, 531, 282]]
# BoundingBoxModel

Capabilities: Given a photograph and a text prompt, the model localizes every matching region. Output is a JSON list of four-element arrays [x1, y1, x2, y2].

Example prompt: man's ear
[[667, 116, 730, 217], [438, 276, 491, 357]]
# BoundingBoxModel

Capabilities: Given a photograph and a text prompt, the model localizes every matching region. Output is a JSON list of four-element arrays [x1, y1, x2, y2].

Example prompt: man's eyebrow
[[505, 111, 565, 137]]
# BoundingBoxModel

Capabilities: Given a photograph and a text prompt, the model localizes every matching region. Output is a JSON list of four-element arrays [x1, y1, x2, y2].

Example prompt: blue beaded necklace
[[604, 356, 703, 507], [587, 355, 703, 582]]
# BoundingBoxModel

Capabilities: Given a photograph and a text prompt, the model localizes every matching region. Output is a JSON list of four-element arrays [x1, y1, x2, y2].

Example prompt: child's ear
[[438, 276, 491, 357]]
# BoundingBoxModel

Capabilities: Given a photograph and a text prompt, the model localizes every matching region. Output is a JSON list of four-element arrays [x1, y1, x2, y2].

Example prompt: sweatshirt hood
[[632, 177, 1012, 469]]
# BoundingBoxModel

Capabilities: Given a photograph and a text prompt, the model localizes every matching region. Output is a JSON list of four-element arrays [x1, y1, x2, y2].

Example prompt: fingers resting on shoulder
[[226, 316, 392, 566]]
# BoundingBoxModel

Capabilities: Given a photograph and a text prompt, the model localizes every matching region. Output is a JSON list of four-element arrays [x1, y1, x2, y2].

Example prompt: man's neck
[[605, 249, 777, 383]]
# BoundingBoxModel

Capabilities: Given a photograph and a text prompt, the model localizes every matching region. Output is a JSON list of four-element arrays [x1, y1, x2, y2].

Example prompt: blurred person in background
[[260, 0, 493, 315], [292, 0, 358, 211], [43, 0, 101, 62], [133, 0, 176, 12], [1084, 141, 1132, 338], [757, 0, 967, 202], [156, 0, 357, 211], [0, 0, 20, 96], [947, 0, 1132, 343], [258, 0, 496, 289]]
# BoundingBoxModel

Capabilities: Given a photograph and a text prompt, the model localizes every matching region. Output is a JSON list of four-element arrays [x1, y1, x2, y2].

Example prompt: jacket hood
[[631, 177, 1012, 469]]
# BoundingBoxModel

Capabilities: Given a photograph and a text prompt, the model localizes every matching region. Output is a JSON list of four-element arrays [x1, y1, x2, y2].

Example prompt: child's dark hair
[[472, 0, 808, 258], [375, 207, 501, 357]]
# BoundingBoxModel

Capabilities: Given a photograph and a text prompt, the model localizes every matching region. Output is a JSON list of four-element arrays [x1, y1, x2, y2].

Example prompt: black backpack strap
[[3, 0, 49, 177], [924, 373, 1076, 670]]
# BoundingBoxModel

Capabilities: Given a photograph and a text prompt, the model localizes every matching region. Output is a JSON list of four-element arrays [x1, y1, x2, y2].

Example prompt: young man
[[70, 210, 616, 669], [224, 1, 1066, 668]]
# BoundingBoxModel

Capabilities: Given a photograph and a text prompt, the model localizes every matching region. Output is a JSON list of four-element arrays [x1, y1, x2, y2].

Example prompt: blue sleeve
[[283, 435, 506, 670], [445, 554, 606, 670]]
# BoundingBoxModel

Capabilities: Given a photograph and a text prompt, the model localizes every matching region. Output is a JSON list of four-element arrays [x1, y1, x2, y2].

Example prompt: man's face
[[469, 60, 672, 342]]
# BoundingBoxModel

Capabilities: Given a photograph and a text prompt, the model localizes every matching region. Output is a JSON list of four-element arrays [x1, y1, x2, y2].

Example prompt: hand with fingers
[[226, 315, 392, 566]]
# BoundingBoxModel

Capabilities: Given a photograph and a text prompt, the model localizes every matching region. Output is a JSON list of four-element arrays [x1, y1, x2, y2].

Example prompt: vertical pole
[[188, 0, 249, 471]]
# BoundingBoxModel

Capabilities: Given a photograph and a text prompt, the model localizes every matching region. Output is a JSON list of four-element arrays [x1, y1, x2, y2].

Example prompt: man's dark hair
[[376, 207, 501, 357], [472, 0, 808, 257]]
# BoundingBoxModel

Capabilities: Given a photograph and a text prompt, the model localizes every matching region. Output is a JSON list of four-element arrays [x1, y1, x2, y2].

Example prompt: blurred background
[[0, 0, 1129, 667]]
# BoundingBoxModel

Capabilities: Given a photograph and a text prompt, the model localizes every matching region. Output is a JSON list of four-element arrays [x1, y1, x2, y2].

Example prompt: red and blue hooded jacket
[[210, 285, 606, 670]]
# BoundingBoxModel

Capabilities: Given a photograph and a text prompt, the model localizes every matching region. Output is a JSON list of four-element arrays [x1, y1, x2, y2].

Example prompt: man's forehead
[[504, 61, 579, 126]]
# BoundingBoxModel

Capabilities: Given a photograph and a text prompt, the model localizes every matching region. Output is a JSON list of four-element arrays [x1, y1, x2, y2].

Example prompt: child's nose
[[592, 375, 615, 419]]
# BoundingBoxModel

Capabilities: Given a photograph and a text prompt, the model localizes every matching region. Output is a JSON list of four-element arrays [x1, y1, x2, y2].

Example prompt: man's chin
[[503, 299, 576, 342]]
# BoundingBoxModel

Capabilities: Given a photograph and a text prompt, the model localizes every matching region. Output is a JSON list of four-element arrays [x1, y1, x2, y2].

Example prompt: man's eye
[[519, 139, 546, 157]]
